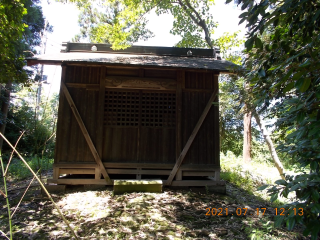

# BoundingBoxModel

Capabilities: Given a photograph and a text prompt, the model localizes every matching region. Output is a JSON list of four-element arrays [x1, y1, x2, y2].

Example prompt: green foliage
[[219, 75, 244, 155], [0, 0, 50, 84], [220, 152, 256, 194], [70, 0, 153, 49], [2, 86, 58, 160], [61, 0, 220, 49], [245, 218, 275, 240], [216, 32, 246, 156], [0, 0, 28, 84], [21, 0, 53, 54], [1, 0, 52, 81], [213, 31, 244, 64], [0, 0, 54, 165], [219, 73, 262, 157], [163, 0, 216, 48], [234, 0, 320, 238]]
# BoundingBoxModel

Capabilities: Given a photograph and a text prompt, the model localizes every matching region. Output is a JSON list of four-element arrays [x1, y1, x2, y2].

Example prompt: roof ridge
[[61, 42, 221, 60]]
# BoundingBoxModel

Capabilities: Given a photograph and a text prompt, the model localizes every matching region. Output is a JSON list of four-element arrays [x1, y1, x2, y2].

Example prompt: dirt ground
[[0, 173, 308, 240]]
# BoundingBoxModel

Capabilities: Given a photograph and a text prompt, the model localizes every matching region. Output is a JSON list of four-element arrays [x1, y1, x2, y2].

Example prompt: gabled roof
[[26, 43, 238, 73]]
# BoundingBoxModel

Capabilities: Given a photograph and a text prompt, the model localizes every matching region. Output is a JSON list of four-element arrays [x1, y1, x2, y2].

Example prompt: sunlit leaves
[[211, 31, 244, 64], [63, 0, 154, 49], [65, 0, 219, 50]]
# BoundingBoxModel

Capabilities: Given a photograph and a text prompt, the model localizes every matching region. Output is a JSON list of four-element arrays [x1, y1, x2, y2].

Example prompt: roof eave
[[27, 59, 62, 66], [26, 58, 235, 73]]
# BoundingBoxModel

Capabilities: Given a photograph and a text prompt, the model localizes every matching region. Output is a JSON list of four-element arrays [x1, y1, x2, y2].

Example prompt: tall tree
[[0, 0, 27, 151], [233, 0, 320, 238], [0, 0, 28, 84], [59, 0, 217, 49], [71, 0, 154, 47], [243, 103, 252, 162], [0, 0, 51, 151]]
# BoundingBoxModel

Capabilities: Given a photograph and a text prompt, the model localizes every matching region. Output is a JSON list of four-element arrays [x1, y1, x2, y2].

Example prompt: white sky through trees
[[40, 0, 246, 94]]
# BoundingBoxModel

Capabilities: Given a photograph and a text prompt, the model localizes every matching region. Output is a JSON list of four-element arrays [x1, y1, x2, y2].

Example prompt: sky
[[40, 0, 247, 95]]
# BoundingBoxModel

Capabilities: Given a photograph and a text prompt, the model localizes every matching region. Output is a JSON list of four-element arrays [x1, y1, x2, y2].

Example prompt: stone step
[[113, 179, 162, 194]]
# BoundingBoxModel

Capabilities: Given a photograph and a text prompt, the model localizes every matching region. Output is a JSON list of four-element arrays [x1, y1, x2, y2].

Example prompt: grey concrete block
[[42, 184, 66, 195]]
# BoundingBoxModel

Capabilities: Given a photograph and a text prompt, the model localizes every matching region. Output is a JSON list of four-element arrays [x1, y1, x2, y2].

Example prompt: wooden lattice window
[[105, 90, 176, 128], [105, 91, 140, 126], [141, 92, 175, 127]]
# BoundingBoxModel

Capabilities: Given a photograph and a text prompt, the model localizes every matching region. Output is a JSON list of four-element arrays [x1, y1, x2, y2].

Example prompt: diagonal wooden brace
[[61, 82, 112, 184], [165, 88, 218, 185]]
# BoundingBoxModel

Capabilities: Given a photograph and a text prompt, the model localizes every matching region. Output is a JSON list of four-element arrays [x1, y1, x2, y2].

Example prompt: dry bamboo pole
[[0, 132, 79, 240], [4, 131, 25, 176], [10, 170, 39, 218], [0, 151, 12, 239]]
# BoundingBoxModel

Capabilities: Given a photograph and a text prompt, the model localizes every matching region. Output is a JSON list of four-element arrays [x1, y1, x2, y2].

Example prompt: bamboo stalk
[[4, 131, 25, 176], [0, 132, 79, 240], [11, 170, 39, 218], [0, 230, 9, 240], [0, 151, 12, 240]]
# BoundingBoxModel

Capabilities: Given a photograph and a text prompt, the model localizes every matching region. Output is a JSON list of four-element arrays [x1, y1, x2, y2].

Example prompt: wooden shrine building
[[27, 42, 236, 189]]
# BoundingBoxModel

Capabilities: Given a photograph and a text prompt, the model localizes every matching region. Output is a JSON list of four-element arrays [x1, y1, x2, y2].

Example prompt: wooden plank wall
[[55, 66, 101, 163], [181, 71, 219, 166], [55, 65, 219, 167]]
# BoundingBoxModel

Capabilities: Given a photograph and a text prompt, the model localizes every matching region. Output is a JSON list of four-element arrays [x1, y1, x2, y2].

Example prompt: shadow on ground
[[0, 180, 308, 239]]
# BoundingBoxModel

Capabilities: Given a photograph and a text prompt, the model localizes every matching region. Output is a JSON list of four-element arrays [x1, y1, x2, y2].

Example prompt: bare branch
[[0, 189, 6, 198], [0, 230, 9, 240], [4, 131, 25, 176], [11, 170, 39, 218]]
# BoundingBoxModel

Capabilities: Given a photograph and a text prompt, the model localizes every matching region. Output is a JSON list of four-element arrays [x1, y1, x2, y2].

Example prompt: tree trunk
[[0, 81, 12, 151], [252, 109, 285, 180], [243, 103, 252, 163]]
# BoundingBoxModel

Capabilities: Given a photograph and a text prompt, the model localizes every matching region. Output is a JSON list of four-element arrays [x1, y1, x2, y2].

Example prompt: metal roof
[[26, 43, 239, 73]]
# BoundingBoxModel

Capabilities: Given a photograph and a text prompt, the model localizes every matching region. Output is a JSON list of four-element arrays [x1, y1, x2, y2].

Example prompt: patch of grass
[[220, 151, 288, 205], [220, 154, 256, 194], [5, 157, 53, 180], [244, 217, 276, 240]]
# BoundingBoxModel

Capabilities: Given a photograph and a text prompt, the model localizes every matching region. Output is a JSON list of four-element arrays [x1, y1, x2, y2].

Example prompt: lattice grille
[[105, 90, 176, 127], [141, 92, 176, 127], [105, 91, 140, 126]]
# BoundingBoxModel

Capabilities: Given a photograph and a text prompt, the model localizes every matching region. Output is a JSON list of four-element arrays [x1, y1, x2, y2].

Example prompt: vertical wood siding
[[55, 66, 101, 163], [181, 71, 219, 166]]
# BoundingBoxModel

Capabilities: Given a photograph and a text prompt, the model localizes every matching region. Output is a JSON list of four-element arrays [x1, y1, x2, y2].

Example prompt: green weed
[[220, 151, 287, 205], [5, 157, 53, 180], [245, 218, 276, 240]]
